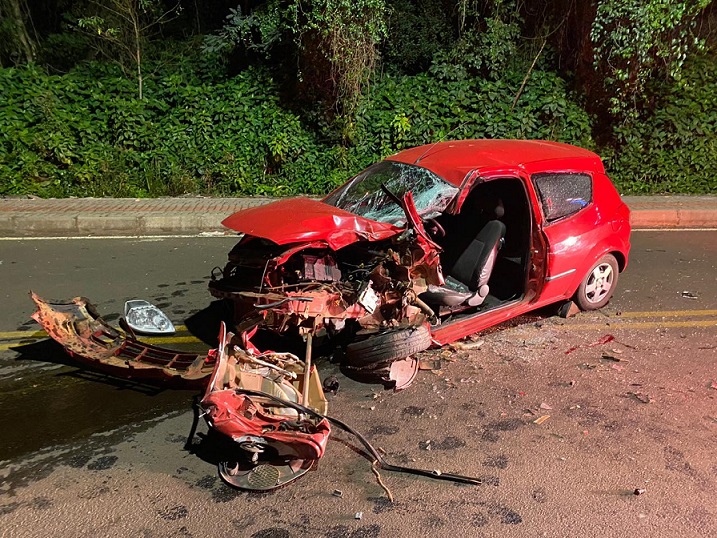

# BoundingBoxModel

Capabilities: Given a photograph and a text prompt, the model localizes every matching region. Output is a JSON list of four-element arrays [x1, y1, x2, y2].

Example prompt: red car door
[[530, 171, 599, 304]]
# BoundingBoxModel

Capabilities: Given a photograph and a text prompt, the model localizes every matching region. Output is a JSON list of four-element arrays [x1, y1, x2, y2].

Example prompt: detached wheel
[[574, 254, 619, 310], [346, 325, 432, 367]]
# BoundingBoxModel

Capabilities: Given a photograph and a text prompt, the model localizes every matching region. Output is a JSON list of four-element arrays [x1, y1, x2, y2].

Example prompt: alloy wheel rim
[[584, 263, 614, 304]]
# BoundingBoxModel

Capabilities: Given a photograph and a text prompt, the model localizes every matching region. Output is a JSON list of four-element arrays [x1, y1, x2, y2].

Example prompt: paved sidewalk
[[0, 195, 716, 237]]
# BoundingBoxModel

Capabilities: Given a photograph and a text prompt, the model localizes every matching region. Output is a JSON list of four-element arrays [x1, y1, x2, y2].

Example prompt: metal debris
[[628, 392, 651, 404], [558, 301, 581, 318], [323, 375, 340, 393], [565, 334, 615, 355], [450, 339, 485, 351]]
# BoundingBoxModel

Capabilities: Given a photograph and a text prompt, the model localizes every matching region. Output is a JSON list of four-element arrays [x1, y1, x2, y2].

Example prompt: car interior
[[423, 177, 532, 317]]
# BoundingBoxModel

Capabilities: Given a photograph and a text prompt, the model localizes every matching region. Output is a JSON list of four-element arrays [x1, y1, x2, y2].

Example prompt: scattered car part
[[344, 325, 430, 389], [322, 375, 340, 393], [236, 387, 483, 486], [200, 323, 330, 491], [124, 300, 175, 335], [30, 292, 213, 387], [557, 300, 581, 318], [345, 325, 432, 367]]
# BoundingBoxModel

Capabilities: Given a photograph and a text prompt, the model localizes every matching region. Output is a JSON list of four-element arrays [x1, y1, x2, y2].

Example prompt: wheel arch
[[566, 243, 626, 297]]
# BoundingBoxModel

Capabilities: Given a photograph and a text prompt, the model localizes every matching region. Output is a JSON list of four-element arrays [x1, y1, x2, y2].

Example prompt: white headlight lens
[[124, 300, 176, 334]]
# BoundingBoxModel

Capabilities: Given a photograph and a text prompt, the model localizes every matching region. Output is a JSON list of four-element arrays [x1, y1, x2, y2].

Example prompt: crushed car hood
[[221, 198, 402, 250]]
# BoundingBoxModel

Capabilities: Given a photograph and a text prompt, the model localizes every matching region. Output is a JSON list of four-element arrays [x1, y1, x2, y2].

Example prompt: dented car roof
[[388, 139, 605, 186]]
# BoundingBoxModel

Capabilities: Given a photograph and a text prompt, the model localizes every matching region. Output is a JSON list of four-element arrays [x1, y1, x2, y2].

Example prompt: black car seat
[[420, 199, 506, 308]]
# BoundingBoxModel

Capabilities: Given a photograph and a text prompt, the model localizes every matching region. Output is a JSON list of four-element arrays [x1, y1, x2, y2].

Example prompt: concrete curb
[[1, 195, 716, 237], [623, 196, 717, 229]]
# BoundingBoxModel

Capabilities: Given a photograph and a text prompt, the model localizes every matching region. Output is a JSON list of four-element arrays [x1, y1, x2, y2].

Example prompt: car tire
[[574, 254, 619, 311], [345, 325, 432, 367]]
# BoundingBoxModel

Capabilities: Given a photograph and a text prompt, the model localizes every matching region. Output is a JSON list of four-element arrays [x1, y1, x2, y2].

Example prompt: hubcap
[[584, 263, 614, 304]]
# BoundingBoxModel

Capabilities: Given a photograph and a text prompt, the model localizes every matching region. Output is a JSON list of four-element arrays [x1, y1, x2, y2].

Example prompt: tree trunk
[[0, 0, 36, 65], [132, 11, 143, 99]]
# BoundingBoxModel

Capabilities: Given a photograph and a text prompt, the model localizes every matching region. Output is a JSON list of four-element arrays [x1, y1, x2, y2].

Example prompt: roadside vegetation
[[1, 0, 715, 197]]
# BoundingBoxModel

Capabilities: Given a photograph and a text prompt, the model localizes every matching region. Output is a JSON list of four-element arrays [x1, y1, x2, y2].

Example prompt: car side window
[[532, 173, 592, 222]]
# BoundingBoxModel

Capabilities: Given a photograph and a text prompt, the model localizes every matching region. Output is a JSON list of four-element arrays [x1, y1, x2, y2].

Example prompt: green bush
[[352, 68, 594, 164], [0, 63, 345, 197], [606, 55, 717, 194], [4, 51, 714, 198]]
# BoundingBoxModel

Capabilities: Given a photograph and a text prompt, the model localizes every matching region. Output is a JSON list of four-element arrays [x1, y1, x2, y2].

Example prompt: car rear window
[[532, 173, 592, 222]]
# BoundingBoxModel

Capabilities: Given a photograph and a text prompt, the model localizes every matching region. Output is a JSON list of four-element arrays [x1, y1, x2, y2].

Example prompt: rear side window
[[532, 173, 592, 222]]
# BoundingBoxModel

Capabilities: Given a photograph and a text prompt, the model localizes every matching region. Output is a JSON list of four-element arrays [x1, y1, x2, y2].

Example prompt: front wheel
[[574, 254, 619, 311], [345, 325, 432, 367]]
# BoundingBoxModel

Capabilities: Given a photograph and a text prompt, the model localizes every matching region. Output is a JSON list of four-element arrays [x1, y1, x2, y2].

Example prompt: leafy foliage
[[354, 68, 594, 163], [606, 55, 717, 194], [205, 0, 387, 116], [430, 0, 523, 82], [0, 63, 348, 197], [591, 0, 711, 118], [1, 0, 716, 197], [382, 0, 453, 74]]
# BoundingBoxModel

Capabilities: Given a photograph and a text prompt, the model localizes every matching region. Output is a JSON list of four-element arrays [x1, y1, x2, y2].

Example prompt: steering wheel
[[424, 218, 445, 239]]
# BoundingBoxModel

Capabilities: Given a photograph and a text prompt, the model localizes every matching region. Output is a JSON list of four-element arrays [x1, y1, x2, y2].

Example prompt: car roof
[[387, 139, 605, 186]]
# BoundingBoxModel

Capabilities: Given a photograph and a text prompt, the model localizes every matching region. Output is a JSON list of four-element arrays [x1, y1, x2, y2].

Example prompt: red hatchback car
[[210, 139, 631, 385]]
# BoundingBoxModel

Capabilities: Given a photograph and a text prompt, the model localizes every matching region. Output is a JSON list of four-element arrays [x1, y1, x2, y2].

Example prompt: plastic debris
[[628, 392, 651, 404], [124, 300, 175, 335], [354, 512, 363, 520], [332, 489, 343, 497], [323, 375, 340, 393], [634, 488, 646, 495], [450, 339, 485, 351], [681, 291, 698, 299], [419, 359, 442, 371], [558, 301, 581, 318], [565, 334, 615, 355], [540, 402, 553, 410]]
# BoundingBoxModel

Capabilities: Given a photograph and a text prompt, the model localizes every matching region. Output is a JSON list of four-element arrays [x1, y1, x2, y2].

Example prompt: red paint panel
[[221, 197, 401, 249]]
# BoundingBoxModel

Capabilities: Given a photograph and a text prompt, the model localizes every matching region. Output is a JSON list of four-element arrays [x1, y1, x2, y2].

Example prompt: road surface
[[0, 231, 716, 537]]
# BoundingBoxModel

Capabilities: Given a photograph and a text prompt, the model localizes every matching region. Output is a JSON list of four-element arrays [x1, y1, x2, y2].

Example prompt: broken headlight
[[124, 300, 175, 335]]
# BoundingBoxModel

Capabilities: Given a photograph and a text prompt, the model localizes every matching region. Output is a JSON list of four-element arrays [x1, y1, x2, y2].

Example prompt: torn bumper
[[30, 292, 213, 387]]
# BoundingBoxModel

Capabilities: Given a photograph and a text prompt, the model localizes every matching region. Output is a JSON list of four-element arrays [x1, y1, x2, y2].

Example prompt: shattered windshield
[[323, 161, 459, 225]]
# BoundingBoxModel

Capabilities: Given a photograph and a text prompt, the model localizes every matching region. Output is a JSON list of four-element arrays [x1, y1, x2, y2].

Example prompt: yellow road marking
[[0, 341, 40, 352], [0, 334, 203, 352], [0, 330, 48, 339], [559, 320, 717, 330], [615, 310, 717, 318], [2, 311, 717, 351], [0, 324, 189, 340]]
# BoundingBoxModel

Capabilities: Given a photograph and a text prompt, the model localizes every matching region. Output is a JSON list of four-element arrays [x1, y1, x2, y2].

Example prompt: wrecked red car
[[209, 139, 631, 384]]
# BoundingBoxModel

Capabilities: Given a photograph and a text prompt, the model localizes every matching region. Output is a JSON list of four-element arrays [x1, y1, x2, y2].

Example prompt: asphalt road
[[0, 231, 716, 537]]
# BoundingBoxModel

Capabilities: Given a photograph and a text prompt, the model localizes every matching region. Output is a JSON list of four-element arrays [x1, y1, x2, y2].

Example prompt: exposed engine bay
[[208, 226, 442, 341]]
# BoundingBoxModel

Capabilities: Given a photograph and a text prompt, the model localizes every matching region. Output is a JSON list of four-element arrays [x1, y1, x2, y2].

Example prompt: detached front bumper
[[30, 292, 214, 387]]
